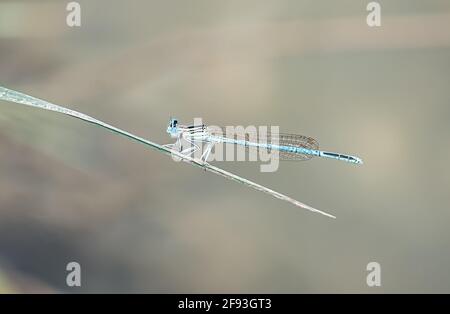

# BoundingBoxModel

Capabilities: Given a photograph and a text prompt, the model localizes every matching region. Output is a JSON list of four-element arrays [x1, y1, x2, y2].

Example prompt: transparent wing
[[208, 126, 319, 161]]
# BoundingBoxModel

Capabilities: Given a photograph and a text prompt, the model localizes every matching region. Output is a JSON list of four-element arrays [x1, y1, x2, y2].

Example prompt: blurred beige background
[[0, 0, 450, 293]]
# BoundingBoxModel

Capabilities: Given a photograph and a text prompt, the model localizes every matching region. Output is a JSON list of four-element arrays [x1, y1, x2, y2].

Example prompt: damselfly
[[165, 118, 363, 165]]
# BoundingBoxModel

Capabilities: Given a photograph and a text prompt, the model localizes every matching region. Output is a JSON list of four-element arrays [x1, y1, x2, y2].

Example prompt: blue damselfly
[[166, 118, 363, 165]]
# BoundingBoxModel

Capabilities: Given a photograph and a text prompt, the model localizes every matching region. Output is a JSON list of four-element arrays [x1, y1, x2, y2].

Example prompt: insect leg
[[201, 142, 214, 162]]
